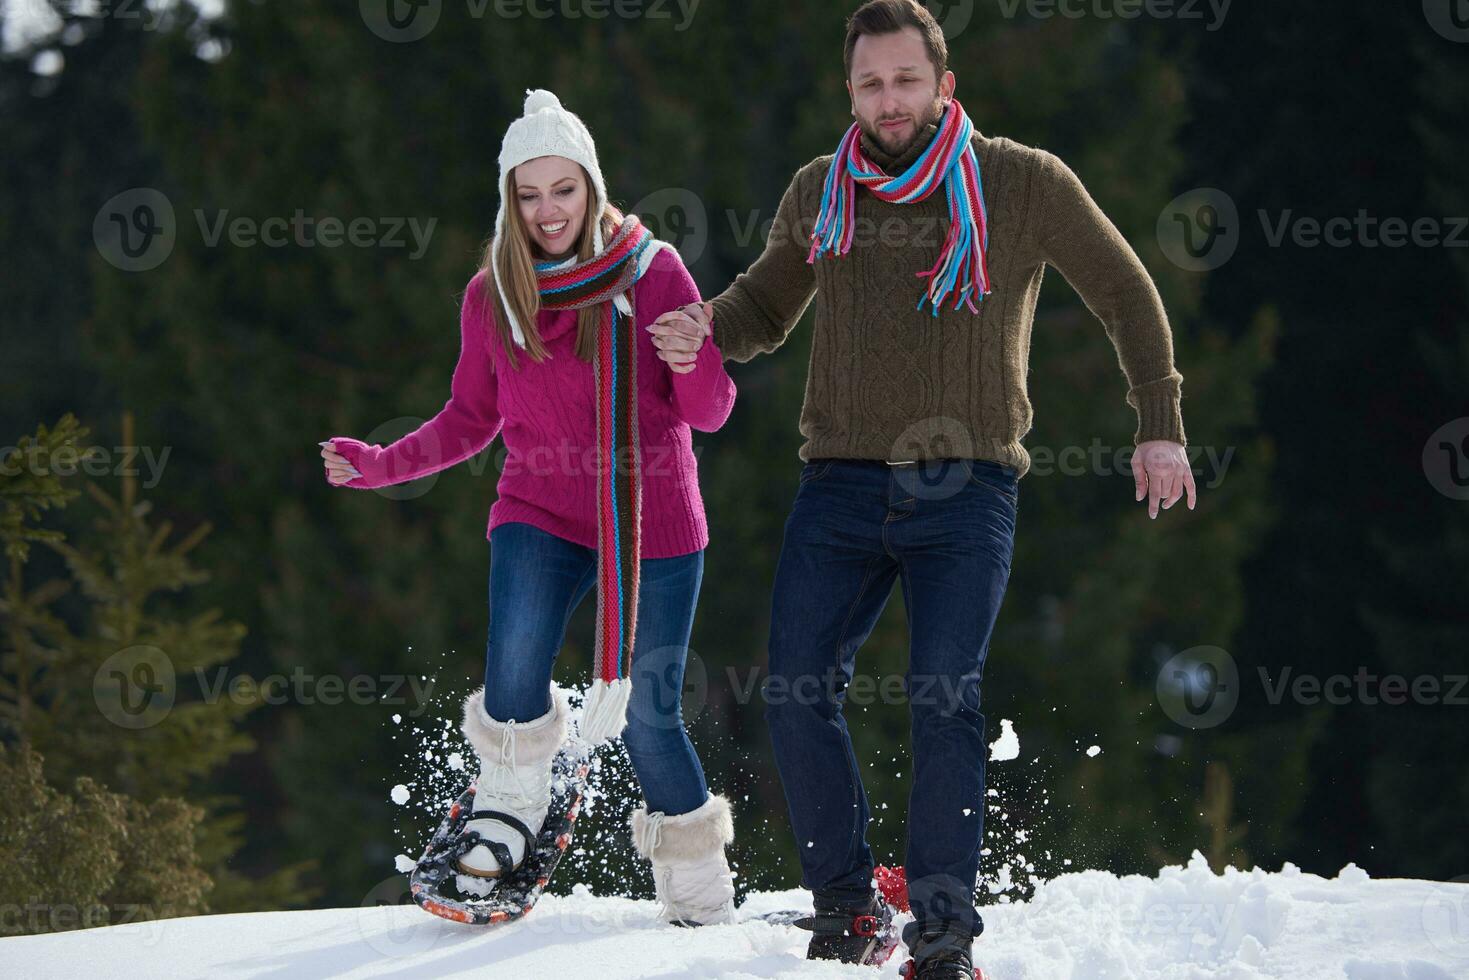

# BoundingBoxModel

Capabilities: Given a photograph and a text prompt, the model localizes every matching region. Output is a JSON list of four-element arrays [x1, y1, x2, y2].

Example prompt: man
[[648, 1, 1196, 976]]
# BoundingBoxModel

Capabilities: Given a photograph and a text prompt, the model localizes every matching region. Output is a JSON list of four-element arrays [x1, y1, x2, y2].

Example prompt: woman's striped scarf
[[807, 97, 992, 315], [534, 212, 661, 746]]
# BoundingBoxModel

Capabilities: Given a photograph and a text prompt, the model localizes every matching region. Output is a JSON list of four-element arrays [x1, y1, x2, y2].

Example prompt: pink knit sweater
[[328, 248, 735, 558]]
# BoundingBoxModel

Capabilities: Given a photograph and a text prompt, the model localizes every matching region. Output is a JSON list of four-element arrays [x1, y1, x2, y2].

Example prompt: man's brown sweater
[[708, 119, 1187, 479]]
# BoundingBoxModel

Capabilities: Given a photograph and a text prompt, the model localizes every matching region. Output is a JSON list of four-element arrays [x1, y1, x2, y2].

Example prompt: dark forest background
[[2, 0, 1465, 932]]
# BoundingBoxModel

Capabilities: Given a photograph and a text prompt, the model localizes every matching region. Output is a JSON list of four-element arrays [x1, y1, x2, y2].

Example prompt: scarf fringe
[[579, 677, 632, 746]]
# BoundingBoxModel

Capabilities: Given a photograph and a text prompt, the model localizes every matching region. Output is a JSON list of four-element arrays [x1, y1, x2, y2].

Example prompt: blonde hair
[[478, 163, 619, 371]]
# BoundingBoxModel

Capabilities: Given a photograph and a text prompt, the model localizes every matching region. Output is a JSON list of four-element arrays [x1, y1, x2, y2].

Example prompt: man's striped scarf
[[807, 97, 992, 315], [534, 212, 660, 746]]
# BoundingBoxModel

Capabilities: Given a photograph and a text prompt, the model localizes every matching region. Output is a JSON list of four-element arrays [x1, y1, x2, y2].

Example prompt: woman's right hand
[[319, 438, 364, 486]]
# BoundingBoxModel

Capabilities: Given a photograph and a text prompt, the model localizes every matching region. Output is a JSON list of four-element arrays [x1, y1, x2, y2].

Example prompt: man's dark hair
[[843, 0, 949, 83]]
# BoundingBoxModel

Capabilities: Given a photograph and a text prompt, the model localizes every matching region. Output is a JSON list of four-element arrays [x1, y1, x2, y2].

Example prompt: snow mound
[[2, 853, 1466, 979]]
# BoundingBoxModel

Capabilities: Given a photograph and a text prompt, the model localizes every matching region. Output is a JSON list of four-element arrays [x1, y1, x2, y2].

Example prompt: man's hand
[[648, 302, 713, 374], [1132, 440, 1196, 519]]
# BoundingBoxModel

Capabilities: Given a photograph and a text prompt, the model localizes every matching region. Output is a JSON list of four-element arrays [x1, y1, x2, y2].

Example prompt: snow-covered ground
[[4, 852, 1466, 979]]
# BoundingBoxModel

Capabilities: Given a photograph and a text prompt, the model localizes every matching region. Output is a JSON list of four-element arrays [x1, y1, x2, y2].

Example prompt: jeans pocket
[[798, 459, 836, 485], [966, 460, 1019, 504]]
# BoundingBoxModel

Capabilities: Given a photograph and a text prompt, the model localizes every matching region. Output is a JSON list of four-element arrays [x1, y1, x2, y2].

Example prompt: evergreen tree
[[0, 743, 211, 936], [1, 413, 316, 918]]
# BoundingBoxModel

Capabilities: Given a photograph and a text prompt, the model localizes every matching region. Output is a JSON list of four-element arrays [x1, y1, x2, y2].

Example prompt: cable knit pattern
[[708, 122, 1186, 479], [329, 247, 734, 558]]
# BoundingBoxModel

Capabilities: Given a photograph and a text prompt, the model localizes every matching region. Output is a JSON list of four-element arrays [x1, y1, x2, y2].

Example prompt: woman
[[319, 89, 738, 926]]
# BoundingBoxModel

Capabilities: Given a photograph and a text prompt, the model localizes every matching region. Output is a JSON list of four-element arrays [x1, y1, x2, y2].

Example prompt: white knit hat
[[493, 88, 613, 349]]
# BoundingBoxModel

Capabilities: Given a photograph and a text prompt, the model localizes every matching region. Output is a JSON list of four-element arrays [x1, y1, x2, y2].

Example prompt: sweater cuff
[[668, 336, 735, 430], [1129, 381, 1186, 447], [669, 334, 720, 386]]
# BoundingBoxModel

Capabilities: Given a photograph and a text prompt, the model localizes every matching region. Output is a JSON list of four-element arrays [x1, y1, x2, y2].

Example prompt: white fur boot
[[629, 792, 737, 926], [457, 685, 569, 879]]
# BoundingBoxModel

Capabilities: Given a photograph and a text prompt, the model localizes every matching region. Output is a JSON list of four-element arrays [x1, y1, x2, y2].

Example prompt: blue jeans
[[483, 521, 710, 817], [764, 457, 1018, 944]]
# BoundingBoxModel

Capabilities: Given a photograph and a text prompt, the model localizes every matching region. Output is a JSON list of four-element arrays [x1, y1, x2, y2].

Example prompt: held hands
[[1132, 440, 1197, 519], [647, 301, 713, 374]]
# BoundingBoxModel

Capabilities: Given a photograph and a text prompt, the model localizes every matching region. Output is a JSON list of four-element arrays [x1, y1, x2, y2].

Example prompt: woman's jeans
[[483, 520, 710, 817], [765, 457, 1019, 945]]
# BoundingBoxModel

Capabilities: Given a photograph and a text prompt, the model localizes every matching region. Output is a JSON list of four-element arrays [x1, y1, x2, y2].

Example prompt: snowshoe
[[409, 736, 593, 925]]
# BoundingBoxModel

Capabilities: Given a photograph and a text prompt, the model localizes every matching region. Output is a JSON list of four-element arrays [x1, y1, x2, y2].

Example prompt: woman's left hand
[[648, 302, 712, 374]]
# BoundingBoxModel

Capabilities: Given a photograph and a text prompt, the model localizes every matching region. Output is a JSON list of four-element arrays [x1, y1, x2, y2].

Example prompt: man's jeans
[[483, 520, 711, 817], [764, 457, 1018, 943]]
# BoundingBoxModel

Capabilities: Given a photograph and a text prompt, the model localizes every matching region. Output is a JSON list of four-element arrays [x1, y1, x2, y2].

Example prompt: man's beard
[[856, 94, 946, 157]]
